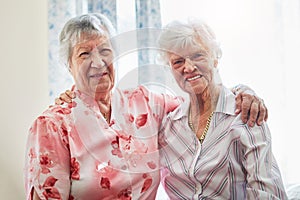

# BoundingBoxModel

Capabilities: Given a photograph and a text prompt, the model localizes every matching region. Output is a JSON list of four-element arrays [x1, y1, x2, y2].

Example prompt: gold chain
[[188, 107, 214, 144], [101, 105, 111, 123], [102, 112, 107, 120]]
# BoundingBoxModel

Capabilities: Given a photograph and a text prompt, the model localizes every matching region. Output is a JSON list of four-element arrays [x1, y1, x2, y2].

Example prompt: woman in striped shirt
[[157, 18, 287, 199]]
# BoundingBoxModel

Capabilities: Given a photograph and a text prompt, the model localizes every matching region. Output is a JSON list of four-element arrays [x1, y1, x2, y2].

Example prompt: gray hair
[[59, 13, 116, 68], [157, 18, 222, 64]]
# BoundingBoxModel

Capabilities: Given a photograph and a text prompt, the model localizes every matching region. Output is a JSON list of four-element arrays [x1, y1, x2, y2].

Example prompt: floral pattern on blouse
[[24, 86, 180, 200]]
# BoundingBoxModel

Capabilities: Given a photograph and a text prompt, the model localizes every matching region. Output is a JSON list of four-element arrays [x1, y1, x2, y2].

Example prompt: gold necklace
[[101, 105, 111, 123], [188, 107, 214, 144], [102, 112, 108, 120]]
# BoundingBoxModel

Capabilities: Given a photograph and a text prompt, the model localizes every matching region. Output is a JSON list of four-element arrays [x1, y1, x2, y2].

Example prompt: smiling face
[[69, 34, 115, 99], [158, 19, 222, 97], [168, 44, 217, 95]]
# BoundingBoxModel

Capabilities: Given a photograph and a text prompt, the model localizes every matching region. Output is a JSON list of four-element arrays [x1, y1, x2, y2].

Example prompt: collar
[[74, 89, 102, 114], [215, 85, 236, 116], [170, 85, 236, 121]]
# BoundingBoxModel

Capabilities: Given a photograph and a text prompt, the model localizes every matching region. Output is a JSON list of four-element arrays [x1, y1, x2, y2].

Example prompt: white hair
[[157, 18, 222, 64]]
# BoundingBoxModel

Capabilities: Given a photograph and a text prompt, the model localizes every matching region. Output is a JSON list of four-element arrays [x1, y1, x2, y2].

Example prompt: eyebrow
[[171, 50, 207, 58], [76, 42, 111, 51], [76, 46, 91, 51]]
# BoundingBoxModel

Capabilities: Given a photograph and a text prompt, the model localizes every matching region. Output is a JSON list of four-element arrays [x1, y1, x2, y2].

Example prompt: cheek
[[171, 70, 185, 87], [70, 63, 89, 82], [108, 65, 115, 79]]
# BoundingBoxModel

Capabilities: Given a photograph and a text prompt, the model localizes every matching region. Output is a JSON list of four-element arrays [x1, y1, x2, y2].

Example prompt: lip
[[185, 74, 203, 82], [89, 72, 109, 79]]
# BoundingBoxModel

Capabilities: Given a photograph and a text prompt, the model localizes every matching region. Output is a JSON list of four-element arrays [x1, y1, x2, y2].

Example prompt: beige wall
[[0, 0, 48, 198]]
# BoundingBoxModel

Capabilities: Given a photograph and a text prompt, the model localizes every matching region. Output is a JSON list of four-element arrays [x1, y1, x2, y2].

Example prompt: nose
[[91, 52, 106, 68], [183, 58, 196, 73]]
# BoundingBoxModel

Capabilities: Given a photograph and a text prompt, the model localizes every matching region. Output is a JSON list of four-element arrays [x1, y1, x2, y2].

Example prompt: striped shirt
[[158, 86, 287, 199]]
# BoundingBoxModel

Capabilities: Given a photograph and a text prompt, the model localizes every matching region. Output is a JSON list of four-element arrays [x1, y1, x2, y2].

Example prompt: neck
[[189, 84, 220, 116], [96, 92, 112, 122], [188, 84, 220, 132]]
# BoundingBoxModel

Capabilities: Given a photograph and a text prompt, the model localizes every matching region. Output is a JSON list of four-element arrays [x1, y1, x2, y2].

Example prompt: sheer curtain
[[160, 0, 300, 186]]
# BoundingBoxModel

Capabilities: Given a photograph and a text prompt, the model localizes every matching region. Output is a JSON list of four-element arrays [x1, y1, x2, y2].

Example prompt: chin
[[96, 84, 113, 93]]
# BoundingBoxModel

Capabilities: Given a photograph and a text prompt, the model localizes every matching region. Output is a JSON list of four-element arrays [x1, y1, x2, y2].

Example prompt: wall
[[0, 0, 48, 198]]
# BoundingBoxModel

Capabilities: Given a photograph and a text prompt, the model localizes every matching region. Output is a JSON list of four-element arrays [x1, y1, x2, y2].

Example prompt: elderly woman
[[36, 13, 267, 200], [24, 13, 182, 200], [157, 19, 287, 199]]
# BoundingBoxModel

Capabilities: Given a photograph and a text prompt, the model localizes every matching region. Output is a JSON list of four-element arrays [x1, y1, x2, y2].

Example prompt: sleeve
[[239, 123, 288, 199], [139, 86, 182, 126], [24, 113, 71, 200]]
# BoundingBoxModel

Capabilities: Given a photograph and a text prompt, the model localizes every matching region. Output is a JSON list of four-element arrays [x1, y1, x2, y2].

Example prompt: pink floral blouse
[[24, 86, 180, 200]]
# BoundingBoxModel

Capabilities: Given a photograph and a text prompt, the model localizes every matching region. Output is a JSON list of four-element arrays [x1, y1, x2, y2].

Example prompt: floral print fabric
[[24, 86, 179, 200]]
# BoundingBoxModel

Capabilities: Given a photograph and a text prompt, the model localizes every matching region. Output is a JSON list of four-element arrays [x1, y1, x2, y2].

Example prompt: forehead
[[168, 45, 208, 59], [168, 36, 210, 58], [74, 35, 112, 50]]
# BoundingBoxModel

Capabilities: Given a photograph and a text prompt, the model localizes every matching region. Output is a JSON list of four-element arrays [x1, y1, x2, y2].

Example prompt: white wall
[[0, 0, 48, 198]]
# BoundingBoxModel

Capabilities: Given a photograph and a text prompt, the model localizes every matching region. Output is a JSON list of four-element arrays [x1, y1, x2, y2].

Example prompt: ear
[[68, 65, 72, 73], [214, 59, 218, 68], [68, 60, 73, 74]]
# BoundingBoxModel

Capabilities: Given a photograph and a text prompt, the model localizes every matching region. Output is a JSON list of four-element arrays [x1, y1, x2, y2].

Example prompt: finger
[[240, 94, 253, 124], [248, 99, 259, 127], [264, 107, 268, 121], [256, 100, 266, 125], [59, 93, 72, 103], [235, 93, 243, 114], [65, 90, 76, 98], [260, 99, 269, 122], [55, 98, 63, 105], [71, 84, 75, 91]]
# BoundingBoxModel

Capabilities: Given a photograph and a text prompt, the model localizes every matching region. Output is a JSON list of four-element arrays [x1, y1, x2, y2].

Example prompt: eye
[[78, 51, 90, 58], [171, 58, 185, 69], [191, 52, 203, 61], [100, 48, 112, 56]]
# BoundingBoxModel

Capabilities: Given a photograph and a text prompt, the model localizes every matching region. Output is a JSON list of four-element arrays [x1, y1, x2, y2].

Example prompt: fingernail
[[235, 109, 240, 113]]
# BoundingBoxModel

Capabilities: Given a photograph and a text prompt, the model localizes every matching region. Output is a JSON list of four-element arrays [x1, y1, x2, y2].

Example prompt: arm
[[240, 123, 287, 199], [32, 191, 41, 200], [57, 85, 268, 128], [24, 112, 71, 200], [232, 84, 268, 127]]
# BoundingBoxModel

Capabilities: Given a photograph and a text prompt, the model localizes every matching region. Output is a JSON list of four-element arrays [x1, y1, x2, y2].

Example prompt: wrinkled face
[[69, 35, 115, 98], [168, 45, 216, 95]]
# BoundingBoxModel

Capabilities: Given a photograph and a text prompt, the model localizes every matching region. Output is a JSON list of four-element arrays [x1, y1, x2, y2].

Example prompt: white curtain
[[160, 0, 300, 186]]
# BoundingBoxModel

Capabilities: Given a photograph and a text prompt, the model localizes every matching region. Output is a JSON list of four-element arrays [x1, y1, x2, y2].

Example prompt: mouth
[[186, 74, 203, 82], [89, 72, 108, 79]]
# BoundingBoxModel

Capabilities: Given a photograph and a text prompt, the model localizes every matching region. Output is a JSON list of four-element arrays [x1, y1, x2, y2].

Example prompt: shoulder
[[117, 85, 182, 103], [29, 104, 73, 138], [227, 117, 271, 147], [40, 104, 73, 123]]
